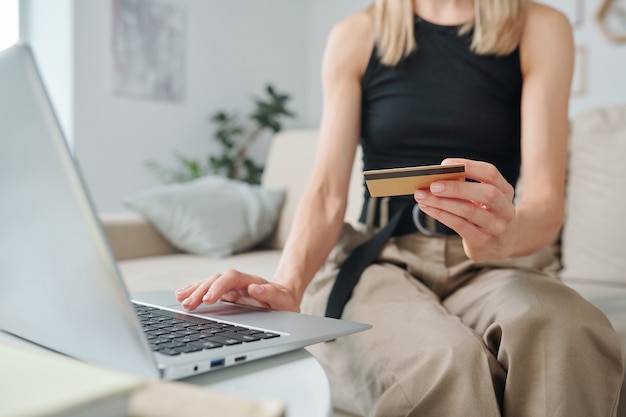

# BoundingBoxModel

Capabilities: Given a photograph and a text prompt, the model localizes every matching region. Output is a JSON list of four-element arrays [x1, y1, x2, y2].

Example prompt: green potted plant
[[146, 83, 295, 185]]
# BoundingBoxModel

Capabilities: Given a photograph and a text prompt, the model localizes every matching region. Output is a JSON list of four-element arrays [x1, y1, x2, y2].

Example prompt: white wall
[[304, 0, 371, 126], [22, 0, 626, 211], [72, 0, 309, 211], [70, 0, 372, 211]]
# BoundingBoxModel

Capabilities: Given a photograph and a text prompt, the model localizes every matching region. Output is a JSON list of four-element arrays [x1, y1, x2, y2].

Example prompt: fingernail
[[430, 182, 444, 193], [176, 289, 187, 297], [414, 190, 427, 199], [182, 297, 192, 306], [253, 285, 264, 294], [202, 291, 213, 302]]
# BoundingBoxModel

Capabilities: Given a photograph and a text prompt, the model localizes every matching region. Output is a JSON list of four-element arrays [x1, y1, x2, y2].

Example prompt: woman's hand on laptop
[[175, 269, 301, 312]]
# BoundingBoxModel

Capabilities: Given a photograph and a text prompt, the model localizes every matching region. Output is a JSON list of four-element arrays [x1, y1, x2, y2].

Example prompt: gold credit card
[[364, 164, 465, 197]]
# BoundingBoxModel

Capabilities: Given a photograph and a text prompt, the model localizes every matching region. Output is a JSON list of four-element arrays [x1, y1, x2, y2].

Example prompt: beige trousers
[[301, 223, 623, 417]]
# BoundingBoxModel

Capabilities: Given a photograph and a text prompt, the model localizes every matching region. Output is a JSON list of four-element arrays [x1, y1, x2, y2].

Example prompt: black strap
[[325, 204, 413, 319]]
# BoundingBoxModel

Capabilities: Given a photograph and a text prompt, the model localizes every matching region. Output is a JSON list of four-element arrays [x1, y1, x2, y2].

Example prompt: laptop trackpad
[[132, 290, 273, 317]]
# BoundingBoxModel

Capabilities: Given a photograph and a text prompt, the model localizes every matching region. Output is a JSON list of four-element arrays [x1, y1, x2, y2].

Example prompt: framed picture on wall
[[571, 46, 587, 97], [111, 0, 186, 101]]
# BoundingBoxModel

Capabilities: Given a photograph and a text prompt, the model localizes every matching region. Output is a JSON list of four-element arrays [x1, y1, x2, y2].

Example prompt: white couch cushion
[[560, 105, 626, 284], [119, 250, 283, 293]]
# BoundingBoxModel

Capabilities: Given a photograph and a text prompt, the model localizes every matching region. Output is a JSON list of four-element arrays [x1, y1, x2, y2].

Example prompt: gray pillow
[[124, 175, 285, 257]]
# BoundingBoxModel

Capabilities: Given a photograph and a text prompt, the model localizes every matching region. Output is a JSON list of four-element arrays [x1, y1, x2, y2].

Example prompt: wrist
[[273, 275, 305, 305]]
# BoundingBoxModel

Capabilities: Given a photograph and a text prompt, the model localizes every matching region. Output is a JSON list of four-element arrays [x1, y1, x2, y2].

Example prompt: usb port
[[210, 358, 225, 368], [234, 355, 246, 363]]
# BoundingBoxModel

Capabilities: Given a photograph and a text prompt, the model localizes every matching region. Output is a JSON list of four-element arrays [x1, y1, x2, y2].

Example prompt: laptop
[[0, 43, 371, 381]]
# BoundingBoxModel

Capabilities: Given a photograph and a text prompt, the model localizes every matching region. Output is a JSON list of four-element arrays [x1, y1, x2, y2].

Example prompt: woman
[[176, 1, 623, 415]]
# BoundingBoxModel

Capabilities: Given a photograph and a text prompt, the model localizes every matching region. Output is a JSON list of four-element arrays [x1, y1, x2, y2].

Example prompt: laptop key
[[223, 325, 250, 332], [208, 335, 243, 345], [257, 332, 280, 339], [236, 329, 265, 335], [146, 329, 169, 337], [159, 341, 185, 349], [173, 335, 202, 344], [189, 340, 223, 350], [158, 348, 181, 356], [199, 328, 225, 336], [174, 345, 203, 354], [218, 331, 259, 342], [238, 334, 263, 342]]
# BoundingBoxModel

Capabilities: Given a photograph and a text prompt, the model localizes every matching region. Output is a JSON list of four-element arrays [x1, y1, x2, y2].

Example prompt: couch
[[102, 105, 626, 416]]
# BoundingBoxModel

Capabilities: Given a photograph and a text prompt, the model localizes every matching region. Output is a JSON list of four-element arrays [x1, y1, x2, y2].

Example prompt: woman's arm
[[413, 3, 574, 261], [270, 12, 374, 304], [176, 11, 374, 311], [512, 3, 574, 256]]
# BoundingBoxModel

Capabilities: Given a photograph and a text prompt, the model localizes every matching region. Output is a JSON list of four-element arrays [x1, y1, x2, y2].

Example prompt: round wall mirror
[[597, 0, 626, 42]]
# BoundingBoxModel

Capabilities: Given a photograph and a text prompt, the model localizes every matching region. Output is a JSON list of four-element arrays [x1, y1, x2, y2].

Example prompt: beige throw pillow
[[560, 105, 626, 284]]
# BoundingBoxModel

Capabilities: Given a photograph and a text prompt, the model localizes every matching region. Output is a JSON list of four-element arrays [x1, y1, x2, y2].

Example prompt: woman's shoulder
[[523, 1, 572, 33], [520, 2, 574, 72], [332, 9, 373, 39], [324, 10, 375, 77]]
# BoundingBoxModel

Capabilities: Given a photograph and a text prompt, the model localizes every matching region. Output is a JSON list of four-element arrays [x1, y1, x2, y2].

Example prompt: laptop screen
[[0, 43, 160, 378]]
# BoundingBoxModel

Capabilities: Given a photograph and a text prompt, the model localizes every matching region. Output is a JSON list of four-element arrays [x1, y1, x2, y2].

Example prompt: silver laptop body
[[0, 43, 370, 380]]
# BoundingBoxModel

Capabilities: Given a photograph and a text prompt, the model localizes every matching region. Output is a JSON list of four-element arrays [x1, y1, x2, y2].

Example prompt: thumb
[[248, 283, 299, 312]]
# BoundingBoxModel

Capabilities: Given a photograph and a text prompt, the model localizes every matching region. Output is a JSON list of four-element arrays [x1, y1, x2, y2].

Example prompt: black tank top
[[359, 16, 523, 214]]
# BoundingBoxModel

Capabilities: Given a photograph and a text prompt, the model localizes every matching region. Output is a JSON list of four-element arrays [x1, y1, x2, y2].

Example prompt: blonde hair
[[371, 0, 525, 66]]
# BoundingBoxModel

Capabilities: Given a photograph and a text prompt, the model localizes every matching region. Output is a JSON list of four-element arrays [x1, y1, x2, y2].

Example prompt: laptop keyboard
[[133, 303, 280, 356]]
